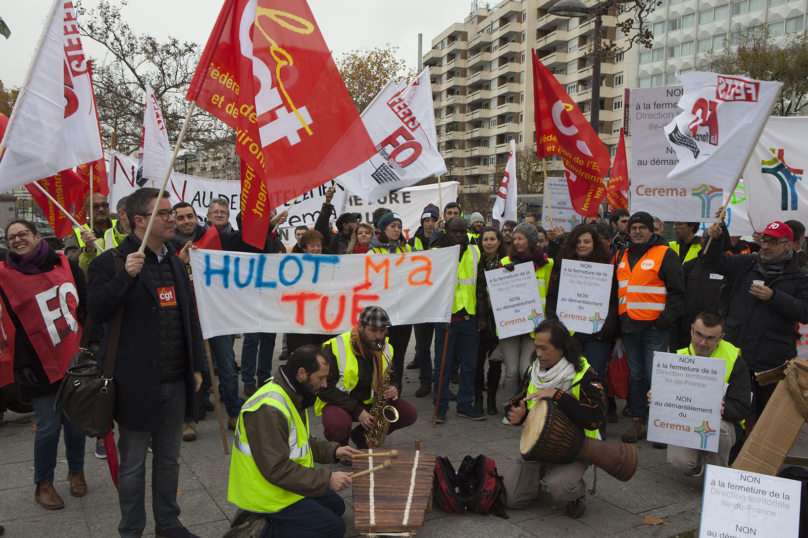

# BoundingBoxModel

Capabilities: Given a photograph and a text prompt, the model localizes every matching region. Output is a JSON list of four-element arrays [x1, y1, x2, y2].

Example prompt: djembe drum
[[519, 398, 638, 482]]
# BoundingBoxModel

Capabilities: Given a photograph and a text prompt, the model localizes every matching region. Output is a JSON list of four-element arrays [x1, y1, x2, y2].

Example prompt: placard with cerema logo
[[555, 259, 614, 335], [648, 352, 726, 453]]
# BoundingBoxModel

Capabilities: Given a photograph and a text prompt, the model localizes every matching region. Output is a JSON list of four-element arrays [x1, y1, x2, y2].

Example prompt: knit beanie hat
[[627, 211, 654, 232], [513, 222, 540, 246], [420, 204, 440, 225], [469, 212, 485, 224], [378, 212, 403, 233]]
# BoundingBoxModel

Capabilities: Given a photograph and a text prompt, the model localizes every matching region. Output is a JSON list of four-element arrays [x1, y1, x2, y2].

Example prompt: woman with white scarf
[[502, 320, 606, 520]]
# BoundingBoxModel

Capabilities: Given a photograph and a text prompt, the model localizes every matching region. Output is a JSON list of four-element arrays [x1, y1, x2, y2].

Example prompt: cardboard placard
[[485, 263, 545, 339]]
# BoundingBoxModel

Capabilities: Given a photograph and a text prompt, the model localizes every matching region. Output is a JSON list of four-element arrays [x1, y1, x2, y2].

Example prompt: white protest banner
[[740, 116, 808, 231], [136, 83, 171, 186], [700, 466, 801, 538], [541, 175, 580, 232], [273, 183, 349, 229], [630, 87, 724, 223], [485, 264, 545, 339], [189, 247, 460, 338], [665, 73, 781, 194], [109, 151, 240, 229], [648, 351, 726, 453], [556, 260, 614, 335], [334, 69, 446, 202]]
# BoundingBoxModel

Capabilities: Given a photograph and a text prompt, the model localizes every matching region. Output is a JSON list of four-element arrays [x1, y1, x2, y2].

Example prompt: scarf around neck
[[7, 239, 50, 275], [756, 249, 793, 279], [353, 244, 371, 254], [531, 357, 577, 393], [350, 324, 385, 391], [515, 249, 548, 268]]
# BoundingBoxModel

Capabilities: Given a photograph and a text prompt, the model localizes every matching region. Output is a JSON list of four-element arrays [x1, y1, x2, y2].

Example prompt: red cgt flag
[[532, 51, 610, 217], [25, 169, 85, 239], [74, 158, 110, 225], [187, 0, 375, 247], [607, 128, 629, 211]]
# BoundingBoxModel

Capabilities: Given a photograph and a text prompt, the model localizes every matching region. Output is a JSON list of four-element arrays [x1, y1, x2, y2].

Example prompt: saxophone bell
[[382, 405, 399, 423]]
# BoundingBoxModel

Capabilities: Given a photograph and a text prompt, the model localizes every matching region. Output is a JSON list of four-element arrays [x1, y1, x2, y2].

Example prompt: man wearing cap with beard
[[615, 211, 685, 444], [706, 220, 808, 415]]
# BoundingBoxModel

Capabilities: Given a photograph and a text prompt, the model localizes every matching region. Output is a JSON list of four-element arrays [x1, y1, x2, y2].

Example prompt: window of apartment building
[[653, 48, 663, 61], [492, 21, 500, 32], [640, 50, 651, 63], [652, 74, 664, 87], [668, 43, 680, 58], [614, 72, 624, 86], [715, 5, 729, 20], [568, 17, 580, 30], [492, 43, 499, 52], [490, 118, 497, 128], [699, 9, 713, 23], [770, 0, 786, 6], [670, 0, 683, 5], [489, 156, 497, 166], [613, 98, 623, 111], [612, 121, 622, 134], [787, 16, 804, 33], [520, 92, 525, 103], [480, 139, 489, 147], [505, 95, 515, 104], [519, 112, 524, 123], [769, 20, 786, 36], [682, 41, 694, 55], [568, 38, 578, 52], [698, 37, 712, 51], [639, 76, 651, 88], [567, 60, 577, 73], [521, 30, 526, 42], [666, 72, 678, 85], [521, 51, 526, 62], [609, 144, 618, 158], [713, 34, 727, 48], [520, 71, 525, 83], [519, 133, 524, 143], [504, 114, 514, 123], [668, 18, 681, 31], [567, 83, 577, 94], [653, 21, 665, 36], [615, 51, 625, 63], [522, 10, 527, 22]]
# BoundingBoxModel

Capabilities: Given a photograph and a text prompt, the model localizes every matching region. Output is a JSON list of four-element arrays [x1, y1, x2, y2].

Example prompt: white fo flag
[[0, 0, 103, 191], [492, 140, 518, 228], [334, 68, 446, 202], [136, 82, 171, 187], [741, 117, 808, 230], [663, 72, 781, 192]]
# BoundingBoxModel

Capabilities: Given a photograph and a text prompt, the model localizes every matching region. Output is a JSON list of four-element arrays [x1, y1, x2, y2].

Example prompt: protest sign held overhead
[[492, 140, 518, 228], [664, 72, 781, 195], [334, 69, 446, 202], [137, 82, 172, 188], [188, 0, 375, 248], [0, 0, 104, 192], [532, 51, 610, 218], [607, 129, 629, 211], [189, 247, 460, 338]]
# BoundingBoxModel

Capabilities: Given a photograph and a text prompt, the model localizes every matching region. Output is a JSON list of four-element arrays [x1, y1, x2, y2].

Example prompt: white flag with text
[[136, 82, 171, 187], [492, 140, 518, 228]]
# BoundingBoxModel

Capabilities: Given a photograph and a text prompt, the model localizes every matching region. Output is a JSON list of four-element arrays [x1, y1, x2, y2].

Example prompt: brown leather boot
[[68, 470, 88, 497], [35, 480, 65, 510], [621, 417, 647, 443]]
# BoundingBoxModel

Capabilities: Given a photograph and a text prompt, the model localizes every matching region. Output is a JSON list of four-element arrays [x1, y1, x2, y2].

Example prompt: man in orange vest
[[615, 212, 685, 444]]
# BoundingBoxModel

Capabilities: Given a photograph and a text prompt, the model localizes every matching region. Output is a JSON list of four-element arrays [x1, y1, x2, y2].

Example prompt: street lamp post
[[176, 153, 198, 174], [549, 0, 605, 135]]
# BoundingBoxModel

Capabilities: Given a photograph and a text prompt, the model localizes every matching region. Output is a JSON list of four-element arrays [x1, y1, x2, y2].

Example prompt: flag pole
[[138, 102, 196, 254], [33, 181, 104, 251], [542, 158, 553, 226], [438, 174, 443, 213], [89, 166, 93, 232]]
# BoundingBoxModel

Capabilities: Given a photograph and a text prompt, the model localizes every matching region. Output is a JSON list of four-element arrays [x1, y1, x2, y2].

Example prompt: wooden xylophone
[[351, 448, 437, 535]]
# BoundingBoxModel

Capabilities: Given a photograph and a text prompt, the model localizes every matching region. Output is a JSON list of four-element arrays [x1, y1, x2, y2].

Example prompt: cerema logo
[[691, 185, 722, 219], [762, 148, 803, 211], [694, 421, 717, 450]]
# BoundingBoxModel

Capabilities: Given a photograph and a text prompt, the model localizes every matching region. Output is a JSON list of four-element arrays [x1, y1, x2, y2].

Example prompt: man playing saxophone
[[315, 306, 418, 449]]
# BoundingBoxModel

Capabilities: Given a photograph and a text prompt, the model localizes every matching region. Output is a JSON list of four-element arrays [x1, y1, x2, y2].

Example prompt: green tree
[[337, 44, 416, 114], [700, 29, 808, 116]]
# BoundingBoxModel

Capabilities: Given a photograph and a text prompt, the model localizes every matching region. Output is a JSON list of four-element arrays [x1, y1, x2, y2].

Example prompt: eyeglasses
[[692, 330, 722, 345], [85, 203, 109, 210], [7, 230, 32, 243], [208, 210, 229, 216], [144, 211, 176, 222], [629, 225, 648, 233], [761, 237, 790, 248], [673, 222, 687, 227]]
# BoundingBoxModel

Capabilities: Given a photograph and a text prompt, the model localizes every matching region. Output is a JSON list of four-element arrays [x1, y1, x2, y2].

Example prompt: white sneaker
[[502, 416, 510, 425]]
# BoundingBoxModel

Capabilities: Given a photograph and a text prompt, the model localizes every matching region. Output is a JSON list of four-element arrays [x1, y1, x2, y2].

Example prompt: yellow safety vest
[[228, 380, 313, 513], [74, 220, 119, 248], [500, 256, 554, 311], [370, 243, 413, 254], [670, 241, 701, 264], [413, 237, 426, 251], [526, 357, 598, 439], [468, 231, 479, 243], [314, 332, 392, 416], [453, 245, 480, 315]]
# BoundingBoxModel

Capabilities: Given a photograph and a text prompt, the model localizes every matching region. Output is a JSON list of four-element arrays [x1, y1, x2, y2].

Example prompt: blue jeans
[[624, 328, 669, 418], [581, 340, 612, 382], [30, 393, 85, 484], [260, 490, 345, 538], [413, 323, 434, 388], [117, 381, 185, 538], [241, 332, 277, 386], [209, 334, 241, 418], [433, 317, 479, 410]]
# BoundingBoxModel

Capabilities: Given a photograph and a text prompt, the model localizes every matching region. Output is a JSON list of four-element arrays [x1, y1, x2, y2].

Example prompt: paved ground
[[2, 336, 806, 538]]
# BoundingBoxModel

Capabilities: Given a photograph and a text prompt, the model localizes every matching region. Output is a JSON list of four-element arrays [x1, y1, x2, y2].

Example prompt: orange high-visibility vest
[[616, 245, 668, 321]]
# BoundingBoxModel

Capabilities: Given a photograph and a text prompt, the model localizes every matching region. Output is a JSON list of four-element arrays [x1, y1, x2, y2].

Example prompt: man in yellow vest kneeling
[[227, 345, 361, 538], [648, 311, 751, 478]]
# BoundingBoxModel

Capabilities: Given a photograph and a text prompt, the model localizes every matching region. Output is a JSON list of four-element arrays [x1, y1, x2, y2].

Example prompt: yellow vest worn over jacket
[[74, 220, 120, 249], [228, 380, 313, 513], [678, 340, 743, 427], [452, 245, 480, 315], [370, 243, 413, 254], [314, 332, 392, 415], [616, 245, 668, 321], [526, 357, 598, 439], [671, 241, 701, 264]]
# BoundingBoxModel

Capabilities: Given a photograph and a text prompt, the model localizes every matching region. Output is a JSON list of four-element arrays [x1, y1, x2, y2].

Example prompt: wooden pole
[[32, 181, 104, 252], [432, 326, 451, 428], [204, 340, 230, 456], [138, 102, 196, 254], [89, 165, 93, 232]]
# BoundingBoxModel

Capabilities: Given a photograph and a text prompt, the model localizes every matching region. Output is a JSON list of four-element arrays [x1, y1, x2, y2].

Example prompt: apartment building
[[424, 0, 628, 193], [639, 0, 806, 88]]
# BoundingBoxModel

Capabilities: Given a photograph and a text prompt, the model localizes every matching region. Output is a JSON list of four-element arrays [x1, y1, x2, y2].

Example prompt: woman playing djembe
[[503, 319, 606, 519]]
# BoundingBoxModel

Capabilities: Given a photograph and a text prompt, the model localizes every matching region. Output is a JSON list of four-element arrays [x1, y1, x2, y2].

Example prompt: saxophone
[[364, 344, 399, 448]]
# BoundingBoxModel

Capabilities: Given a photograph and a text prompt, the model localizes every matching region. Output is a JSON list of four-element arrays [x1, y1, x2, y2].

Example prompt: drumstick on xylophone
[[352, 450, 398, 459], [350, 459, 393, 479]]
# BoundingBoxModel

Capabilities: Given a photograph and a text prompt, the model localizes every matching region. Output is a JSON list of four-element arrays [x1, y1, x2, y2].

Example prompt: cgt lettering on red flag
[[187, 0, 375, 248], [531, 50, 610, 217]]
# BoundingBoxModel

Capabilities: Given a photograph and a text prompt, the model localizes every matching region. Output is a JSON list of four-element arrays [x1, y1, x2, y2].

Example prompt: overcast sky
[[1, 0, 475, 88]]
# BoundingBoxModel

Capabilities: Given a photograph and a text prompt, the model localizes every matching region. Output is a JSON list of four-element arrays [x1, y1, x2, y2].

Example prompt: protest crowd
[[2, 1, 808, 537]]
